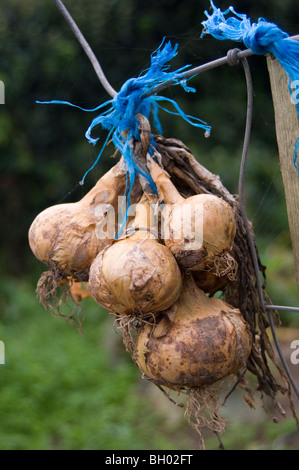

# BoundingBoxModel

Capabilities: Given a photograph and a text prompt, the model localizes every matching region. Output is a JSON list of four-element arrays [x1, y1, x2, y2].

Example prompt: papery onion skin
[[192, 269, 228, 295], [147, 157, 236, 271], [88, 236, 182, 315], [28, 158, 129, 278], [135, 275, 252, 389], [29, 204, 106, 276], [163, 194, 236, 271]]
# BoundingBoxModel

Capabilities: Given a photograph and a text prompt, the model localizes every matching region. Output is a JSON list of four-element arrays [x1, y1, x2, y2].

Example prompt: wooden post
[[267, 54, 299, 294]]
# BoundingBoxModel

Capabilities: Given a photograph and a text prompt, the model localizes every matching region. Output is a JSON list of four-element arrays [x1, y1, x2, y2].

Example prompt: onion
[[192, 250, 238, 295], [28, 158, 128, 279], [69, 281, 91, 303], [88, 195, 182, 316], [192, 269, 228, 296], [135, 274, 251, 389], [147, 157, 236, 271]]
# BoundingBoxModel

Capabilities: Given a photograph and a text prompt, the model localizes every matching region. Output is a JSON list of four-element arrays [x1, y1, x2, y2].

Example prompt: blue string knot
[[243, 20, 288, 55]]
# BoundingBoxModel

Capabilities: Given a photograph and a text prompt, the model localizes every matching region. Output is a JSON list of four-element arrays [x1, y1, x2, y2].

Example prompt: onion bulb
[[192, 250, 238, 295], [147, 157, 236, 271], [135, 274, 251, 389], [192, 269, 228, 296], [69, 281, 92, 303], [88, 195, 182, 316], [28, 158, 128, 279]]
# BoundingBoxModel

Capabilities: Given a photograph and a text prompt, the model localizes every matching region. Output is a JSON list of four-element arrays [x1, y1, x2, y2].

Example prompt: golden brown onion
[[192, 250, 238, 295], [69, 281, 92, 303], [192, 269, 228, 295], [28, 158, 128, 278], [147, 157, 236, 271], [135, 274, 251, 389], [88, 196, 182, 316]]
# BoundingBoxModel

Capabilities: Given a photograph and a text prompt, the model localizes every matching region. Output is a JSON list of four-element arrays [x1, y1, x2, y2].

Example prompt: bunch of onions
[[88, 195, 182, 316], [135, 274, 252, 389], [147, 157, 236, 272], [28, 158, 128, 279]]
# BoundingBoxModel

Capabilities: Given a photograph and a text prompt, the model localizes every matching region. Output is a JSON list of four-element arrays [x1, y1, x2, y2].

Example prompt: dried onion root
[[192, 250, 238, 295]]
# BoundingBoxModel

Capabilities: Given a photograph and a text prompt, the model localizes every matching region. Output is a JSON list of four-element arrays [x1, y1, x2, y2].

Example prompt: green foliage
[[0, 277, 194, 450], [1, 277, 298, 450], [205, 416, 299, 450]]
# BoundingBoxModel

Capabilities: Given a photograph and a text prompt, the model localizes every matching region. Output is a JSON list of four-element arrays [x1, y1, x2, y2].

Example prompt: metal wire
[[53, 0, 298, 100], [53, 0, 117, 98], [148, 34, 299, 97], [265, 305, 299, 313]]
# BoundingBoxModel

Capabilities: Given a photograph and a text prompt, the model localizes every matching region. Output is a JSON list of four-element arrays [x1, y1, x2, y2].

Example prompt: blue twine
[[201, 1, 299, 175], [37, 40, 211, 237]]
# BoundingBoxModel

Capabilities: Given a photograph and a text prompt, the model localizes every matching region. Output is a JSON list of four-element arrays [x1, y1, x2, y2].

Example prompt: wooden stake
[[267, 54, 299, 293]]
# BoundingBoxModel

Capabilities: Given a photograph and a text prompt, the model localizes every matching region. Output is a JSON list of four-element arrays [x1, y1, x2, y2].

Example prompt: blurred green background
[[0, 0, 299, 450]]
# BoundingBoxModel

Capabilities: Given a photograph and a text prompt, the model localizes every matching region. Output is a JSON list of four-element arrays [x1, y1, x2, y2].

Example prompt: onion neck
[[130, 196, 156, 241], [147, 157, 184, 205], [174, 273, 212, 319], [181, 273, 208, 299], [80, 157, 126, 208]]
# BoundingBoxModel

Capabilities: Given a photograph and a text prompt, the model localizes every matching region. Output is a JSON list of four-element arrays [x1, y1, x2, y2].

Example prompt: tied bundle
[[37, 39, 211, 219], [30, 38, 298, 448], [31, 40, 209, 325]]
